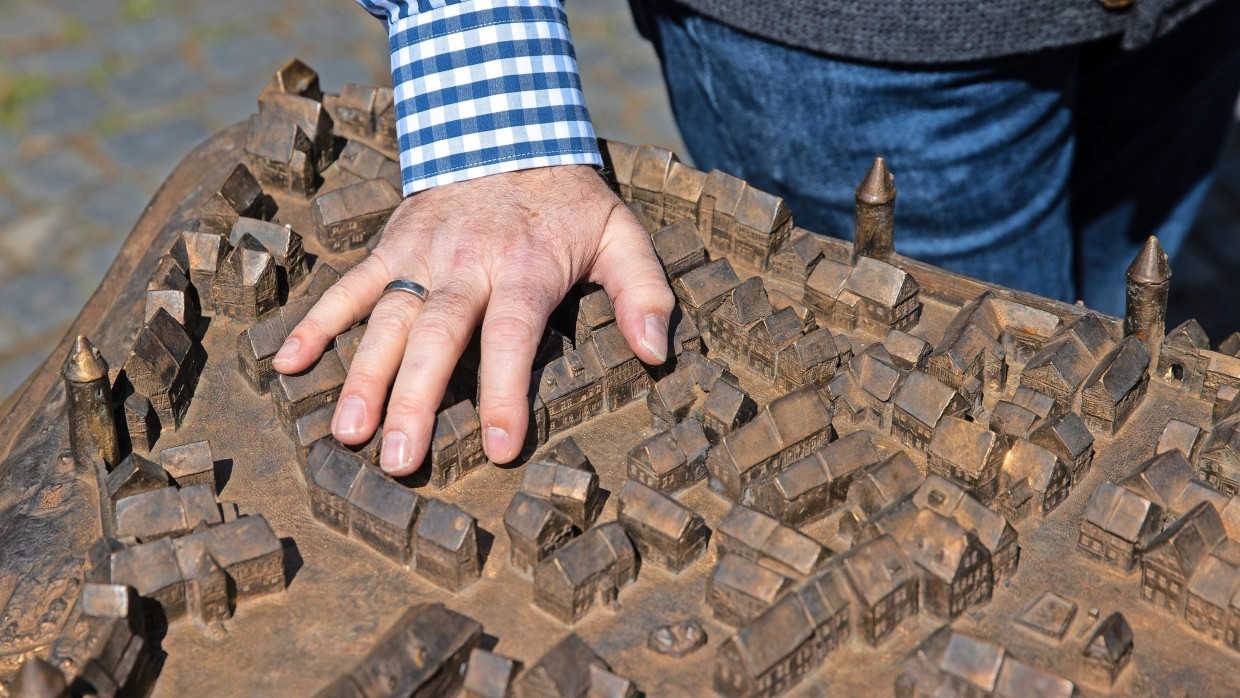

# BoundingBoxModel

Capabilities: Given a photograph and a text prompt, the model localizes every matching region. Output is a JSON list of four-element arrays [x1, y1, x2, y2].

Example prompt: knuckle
[[480, 390, 529, 419], [484, 314, 541, 348], [385, 393, 434, 422]]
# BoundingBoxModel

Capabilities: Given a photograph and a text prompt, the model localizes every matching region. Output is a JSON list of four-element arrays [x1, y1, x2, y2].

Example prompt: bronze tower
[[1124, 235, 1171, 367], [62, 335, 120, 470], [852, 157, 897, 263]]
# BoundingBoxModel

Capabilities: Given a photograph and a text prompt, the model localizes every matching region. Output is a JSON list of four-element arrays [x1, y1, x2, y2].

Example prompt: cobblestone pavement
[[0, 0, 1233, 402]]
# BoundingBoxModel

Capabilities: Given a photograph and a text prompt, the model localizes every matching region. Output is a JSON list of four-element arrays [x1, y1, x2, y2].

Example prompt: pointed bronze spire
[[852, 157, 897, 263], [62, 335, 120, 472], [1126, 235, 1171, 284], [1124, 236, 1170, 368], [62, 336, 107, 384], [855, 157, 896, 205]]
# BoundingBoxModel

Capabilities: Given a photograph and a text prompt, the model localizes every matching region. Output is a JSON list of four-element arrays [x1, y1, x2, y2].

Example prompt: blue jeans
[[637, 2, 1240, 315]]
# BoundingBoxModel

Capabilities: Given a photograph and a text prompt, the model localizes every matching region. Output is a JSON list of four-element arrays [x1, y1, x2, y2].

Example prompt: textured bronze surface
[[5, 59, 1240, 697]]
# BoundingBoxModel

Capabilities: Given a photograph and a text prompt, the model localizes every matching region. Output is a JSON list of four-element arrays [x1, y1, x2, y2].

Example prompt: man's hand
[[271, 165, 675, 475]]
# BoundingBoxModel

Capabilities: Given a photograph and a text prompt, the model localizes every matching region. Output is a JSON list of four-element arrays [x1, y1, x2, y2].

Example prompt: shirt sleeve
[[354, 0, 602, 196]]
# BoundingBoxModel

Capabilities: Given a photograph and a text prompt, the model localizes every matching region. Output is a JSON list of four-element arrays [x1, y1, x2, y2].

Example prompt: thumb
[[589, 203, 677, 365]]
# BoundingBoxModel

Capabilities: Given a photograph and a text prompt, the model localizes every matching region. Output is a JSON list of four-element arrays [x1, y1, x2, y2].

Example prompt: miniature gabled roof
[[431, 400, 480, 451], [231, 217, 302, 258], [716, 388, 831, 476], [259, 91, 331, 139], [1083, 482, 1160, 543], [125, 309, 193, 394], [776, 231, 824, 267], [702, 169, 746, 215], [1082, 335, 1149, 404], [1170, 480, 1227, 520], [818, 431, 881, 480], [1023, 335, 1095, 389], [893, 371, 960, 427], [751, 306, 803, 350], [1002, 440, 1063, 493], [416, 498, 475, 550], [718, 505, 781, 551], [952, 495, 1016, 553], [728, 589, 818, 677], [1187, 553, 1240, 608], [653, 218, 705, 266], [853, 352, 903, 402], [713, 553, 790, 603], [220, 234, 276, 287], [629, 427, 688, 478], [617, 480, 702, 540], [347, 466, 418, 528], [203, 514, 282, 567], [1143, 502, 1226, 579], [105, 453, 169, 500], [522, 633, 610, 698], [990, 401, 1040, 439], [240, 312, 288, 360], [786, 327, 839, 369], [601, 140, 638, 186], [994, 658, 1076, 698], [928, 417, 1001, 476], [312, 442, 366, 499], [109, 538, 181, 594], [715, 277, 772, 327], [1063, 313, 1116, 360], [504, 491, 572, 541], [1012, 387, 1057, 418], [932, 323, 1001, 374], [662, 161, 706, 202], [856, 452, 925, 510], [913, 474, 968, 516], [203, 163, 263, 219], [733, 185, 791, 234], [540, 522, 632, 587], [702, 381, 751, 424], [1121, 450, 1196, 510], [1086, 612, 1133, 662], [843, 256, 917, 308], [1029, 413, 1094, 459], [806, 258, 851, 300], [840, 534, 915, 607], [827, 372, 868, 415], [177, 230, 230, 273], [246, 112, 311, 163], [929, 629, 1006, 694], [898, 509, 974, 582], [629, 144, 677, 192], [538, 345, 605, 403], [1164, 318, 1210, 352], [772, 454, 831, 501], [672, 258, 741, 307], [588, 322, 637, 370]]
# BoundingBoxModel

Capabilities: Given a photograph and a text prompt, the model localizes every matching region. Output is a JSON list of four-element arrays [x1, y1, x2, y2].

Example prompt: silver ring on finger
[[381, 279, 429, 303]]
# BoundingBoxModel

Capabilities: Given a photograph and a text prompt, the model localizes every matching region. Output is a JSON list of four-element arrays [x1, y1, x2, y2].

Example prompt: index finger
[[274, 254, 391, 374]]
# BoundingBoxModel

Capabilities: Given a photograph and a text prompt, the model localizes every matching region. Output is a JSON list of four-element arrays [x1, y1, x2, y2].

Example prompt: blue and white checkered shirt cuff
[[356, 0, 603, 196]]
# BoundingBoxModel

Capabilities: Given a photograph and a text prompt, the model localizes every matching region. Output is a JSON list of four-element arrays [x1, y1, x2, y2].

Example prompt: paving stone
[[70, 224, 128, 286], [0, 350, 49, 403], [0, 270, 82, 336], [79, 183, 147, 230], [24, 88, 105, 135], [202, 33, 293, 81], [8, 46, 103, 80], [10, 148, 102, 203], [293, 5, 383, 45], [0, 195, 15, 225], [201, 85, 260, 132], [111, 54, 202, 107], [0, 210, 67, 270], [102, 118, 207, 178], [44, 0, 121, 25], [0, 4, 64, 43], [103, 16, 185, 57]]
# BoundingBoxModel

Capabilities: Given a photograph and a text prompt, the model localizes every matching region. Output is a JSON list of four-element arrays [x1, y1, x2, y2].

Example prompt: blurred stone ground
[[0, 0, 1233, 402]]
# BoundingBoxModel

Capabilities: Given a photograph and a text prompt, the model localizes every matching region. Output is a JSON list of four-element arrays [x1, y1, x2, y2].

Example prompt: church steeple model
[[1124, 236, 1171, 367], [852, 157, 897, 264], [62, 335, 120, 470]]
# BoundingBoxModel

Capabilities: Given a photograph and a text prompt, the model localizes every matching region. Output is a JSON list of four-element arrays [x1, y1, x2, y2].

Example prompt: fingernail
[[333, 396, 366, 437], [380, 430, 412, 473], [640, 314, 668, 363], [272, 337, 299, 367], [485, 426, 510, 461]]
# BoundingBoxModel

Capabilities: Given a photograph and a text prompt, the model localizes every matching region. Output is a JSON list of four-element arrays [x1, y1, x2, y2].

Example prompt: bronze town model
[[4, 58, 1240, 697]]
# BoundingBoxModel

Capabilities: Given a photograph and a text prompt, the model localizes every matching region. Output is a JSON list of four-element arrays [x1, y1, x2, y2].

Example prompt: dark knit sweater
[[670, 0, 1219, 63]]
